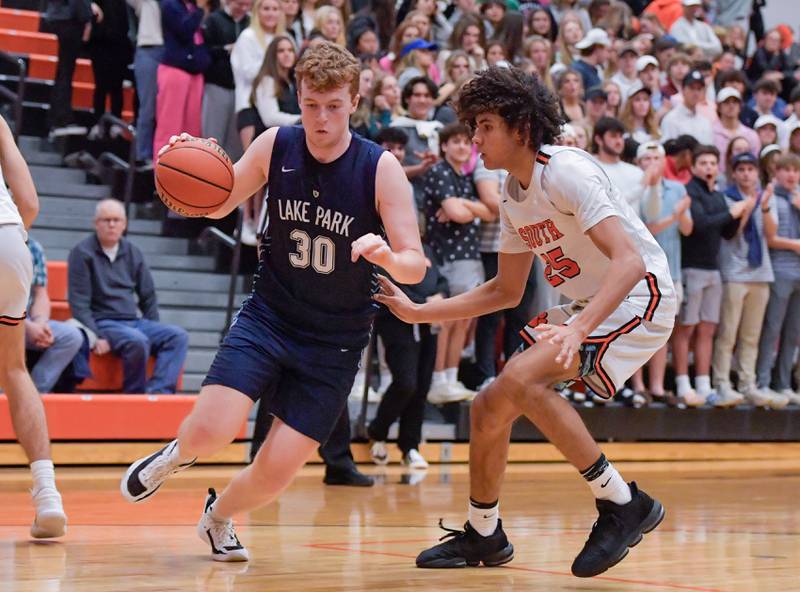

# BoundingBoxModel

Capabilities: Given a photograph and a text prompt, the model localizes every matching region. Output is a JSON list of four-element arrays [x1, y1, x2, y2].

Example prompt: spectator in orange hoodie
[[643, 0, 682, 33]]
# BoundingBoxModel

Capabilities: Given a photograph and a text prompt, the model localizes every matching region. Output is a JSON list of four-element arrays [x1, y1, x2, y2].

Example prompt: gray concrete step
[[39, 196, 103, 218], [36, 179, 110, 199], [33, 215, 163, 235], [38, 229, 189, 255], [158, 290, 248, 308], [23, 150, 63, 167], [29, 165, 87, 185], [187, 331, 223, 348], [181, 373, 205, 392], [19, 135, 45, 153], [159, 307, 229, 331], [184, 349, 217, 374], [39, 247, 217, 272], [152, 269, 247, 292]]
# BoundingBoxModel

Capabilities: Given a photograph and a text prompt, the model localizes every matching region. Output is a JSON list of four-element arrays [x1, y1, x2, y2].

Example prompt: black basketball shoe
[[571, 482, 665, 578], [416, 519, 514, 568]]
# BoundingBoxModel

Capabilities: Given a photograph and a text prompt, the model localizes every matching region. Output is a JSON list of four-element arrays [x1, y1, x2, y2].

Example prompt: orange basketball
[[155, 138, 234, 217]]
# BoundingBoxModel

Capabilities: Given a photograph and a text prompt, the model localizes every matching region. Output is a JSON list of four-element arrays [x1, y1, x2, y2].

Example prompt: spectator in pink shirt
[[713, 87, 761, 179]]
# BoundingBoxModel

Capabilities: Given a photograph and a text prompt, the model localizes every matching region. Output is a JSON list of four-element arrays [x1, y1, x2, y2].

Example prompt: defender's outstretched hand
[[373, 275, 421, 323]]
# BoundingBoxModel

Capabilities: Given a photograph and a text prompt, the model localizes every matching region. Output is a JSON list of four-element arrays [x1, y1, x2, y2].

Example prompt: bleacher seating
[[0, 6, 135, 131], [0, 393, 247, 439]]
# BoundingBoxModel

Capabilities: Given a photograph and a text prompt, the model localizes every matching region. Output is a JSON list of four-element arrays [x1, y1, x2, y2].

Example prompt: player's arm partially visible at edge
[[0, 115, 38, 228], [350, 152, 426, 284], [206, 127, 279, 219]]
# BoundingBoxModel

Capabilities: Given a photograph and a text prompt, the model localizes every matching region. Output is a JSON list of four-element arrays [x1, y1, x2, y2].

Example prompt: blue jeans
[[133, 46, 164, 161], [26, 320, 83, 393], [96, 318, 189, 393]]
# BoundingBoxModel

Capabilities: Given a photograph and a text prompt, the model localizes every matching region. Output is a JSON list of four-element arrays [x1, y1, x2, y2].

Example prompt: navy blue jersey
[[254, 126, 384, 347]]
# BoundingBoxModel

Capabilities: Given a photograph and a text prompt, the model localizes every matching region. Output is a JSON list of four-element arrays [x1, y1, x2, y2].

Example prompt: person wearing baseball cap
[[713, 87, 761, 176], [396, 40, 440, 90], [636, 54, 667, 112], [583, 85, 609, 129], [572, 28, 611, 91], [669, 0, 723, 59], [630, 139, 691, 407], [619, 81, 659, 144], [754, 113, 783, 149], [713, 149, 778, 407], [660, 69, 713, 144], [611, 43, 640, 101]]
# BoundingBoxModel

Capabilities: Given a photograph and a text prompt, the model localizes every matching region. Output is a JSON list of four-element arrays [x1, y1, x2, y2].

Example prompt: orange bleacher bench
[[27, 54, 95, 84], [0, 28, 57, 55], [45, 261, 185, 393], [80, 355, 184, 392], [0, 394, 247, 440], [0, 8, 39, 32]]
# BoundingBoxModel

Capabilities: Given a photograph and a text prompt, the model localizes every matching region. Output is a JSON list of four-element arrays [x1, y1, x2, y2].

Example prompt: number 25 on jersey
[[542, 246, 581, 287]]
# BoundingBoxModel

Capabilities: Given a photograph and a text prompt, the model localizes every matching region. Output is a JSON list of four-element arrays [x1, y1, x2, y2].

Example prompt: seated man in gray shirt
[[67, 199, 188, 393]]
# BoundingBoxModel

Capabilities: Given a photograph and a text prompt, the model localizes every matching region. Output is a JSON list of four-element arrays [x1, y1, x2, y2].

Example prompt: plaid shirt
[[26, 238, 47, 311], [28, 238, 47, 288]]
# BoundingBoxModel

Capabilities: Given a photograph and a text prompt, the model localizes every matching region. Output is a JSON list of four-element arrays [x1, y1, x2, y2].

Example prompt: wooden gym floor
[[1, 456, 798, 592]]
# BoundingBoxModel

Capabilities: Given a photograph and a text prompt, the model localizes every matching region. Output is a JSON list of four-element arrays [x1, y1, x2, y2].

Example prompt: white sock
[[30, 459, 56, 495], [171, 439, 194, 465], [581, 454, 631, 505], [432, 371, 446, 386], [446, 367, 458, 383], [468, 498, 499, 537], [675, 374, 692, 396], [695, 375, 711, 396]]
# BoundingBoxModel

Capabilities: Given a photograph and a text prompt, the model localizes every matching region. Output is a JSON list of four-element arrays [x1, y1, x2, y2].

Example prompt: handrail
[[197, 208, 244, 338], [0, 50, 26, 143], [98, 113, 137, 220]]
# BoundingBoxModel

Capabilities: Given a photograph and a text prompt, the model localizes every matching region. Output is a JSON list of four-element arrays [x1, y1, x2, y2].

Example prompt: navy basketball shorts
[[203, 295, 363, 444]]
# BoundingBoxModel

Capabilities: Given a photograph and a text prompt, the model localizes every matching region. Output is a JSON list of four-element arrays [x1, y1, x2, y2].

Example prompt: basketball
[[154, 138, 234, 217]]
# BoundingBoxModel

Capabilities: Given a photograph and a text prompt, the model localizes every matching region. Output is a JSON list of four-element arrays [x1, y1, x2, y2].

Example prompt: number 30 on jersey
[[289, 229, 335, 274]]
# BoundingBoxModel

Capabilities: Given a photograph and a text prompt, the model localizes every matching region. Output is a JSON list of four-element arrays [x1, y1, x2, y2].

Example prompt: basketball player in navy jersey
[[121, 43, 426, 561]]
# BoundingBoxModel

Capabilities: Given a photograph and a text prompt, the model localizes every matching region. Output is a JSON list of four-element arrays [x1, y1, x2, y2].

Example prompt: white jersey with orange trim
[[0, 159, 23, 227], [499, 145, 677, 329]]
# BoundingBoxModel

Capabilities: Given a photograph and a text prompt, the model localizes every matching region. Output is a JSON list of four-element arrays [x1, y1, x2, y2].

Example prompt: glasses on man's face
[[97, 217, 124, 225], [411, 92, 432, 99]]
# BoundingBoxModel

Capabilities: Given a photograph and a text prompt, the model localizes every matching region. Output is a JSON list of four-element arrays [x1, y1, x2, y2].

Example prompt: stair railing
[[0, 50, 26, 143], [97, 113, 137, 219], [197, 208, 244, 339]]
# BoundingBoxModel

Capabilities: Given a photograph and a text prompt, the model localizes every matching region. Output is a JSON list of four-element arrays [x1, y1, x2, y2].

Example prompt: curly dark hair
[[455, 66, 564, 150]]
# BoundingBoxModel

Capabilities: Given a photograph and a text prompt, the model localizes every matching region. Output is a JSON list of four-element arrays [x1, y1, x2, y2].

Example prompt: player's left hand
[[373, 275, 422, 323], [532, 323, 587, 370], [351, 233, 392, 266]]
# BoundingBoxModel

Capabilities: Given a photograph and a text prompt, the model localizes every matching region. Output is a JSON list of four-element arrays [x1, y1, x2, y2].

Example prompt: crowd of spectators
[[32, 0, 800, 427]]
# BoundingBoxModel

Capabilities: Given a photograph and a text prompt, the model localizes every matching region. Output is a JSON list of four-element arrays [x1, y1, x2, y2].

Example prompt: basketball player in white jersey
[[0, 115, 67, 537], [376, 67, 677, 577]]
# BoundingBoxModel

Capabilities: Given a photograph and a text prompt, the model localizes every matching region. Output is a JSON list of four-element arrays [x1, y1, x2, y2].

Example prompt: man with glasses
[[67, 199, 189, 393]]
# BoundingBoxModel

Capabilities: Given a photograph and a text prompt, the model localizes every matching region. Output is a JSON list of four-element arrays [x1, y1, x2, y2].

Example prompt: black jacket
[[202, 9, 249, 88], [681, 175, 740, 270]]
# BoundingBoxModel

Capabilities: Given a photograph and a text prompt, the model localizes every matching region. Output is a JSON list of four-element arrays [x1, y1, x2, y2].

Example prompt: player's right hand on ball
[[157, 134, 218, 157]]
